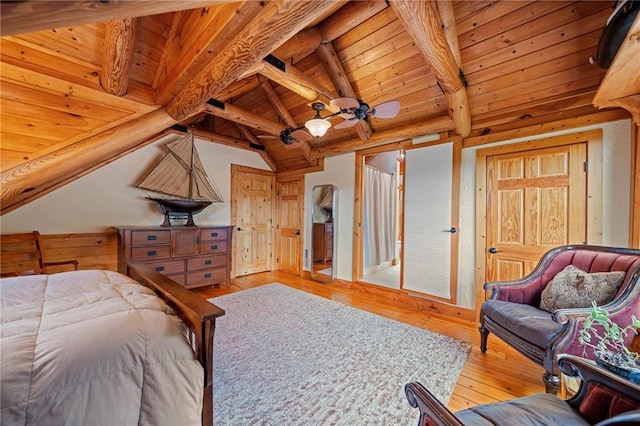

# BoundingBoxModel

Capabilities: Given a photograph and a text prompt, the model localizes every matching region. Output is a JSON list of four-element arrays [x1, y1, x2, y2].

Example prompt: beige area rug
[[209, 283, 471, 425]]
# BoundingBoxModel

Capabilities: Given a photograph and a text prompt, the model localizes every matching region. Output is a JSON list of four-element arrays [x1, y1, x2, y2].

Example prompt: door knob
[[488, 247, 498, 254], [295, 229, 301, 235], [443, 227, 457, 233], [237, 227, 241, 231]]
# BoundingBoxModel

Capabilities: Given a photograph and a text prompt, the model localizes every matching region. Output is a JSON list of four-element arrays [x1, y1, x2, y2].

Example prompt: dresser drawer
[[147, 259, 184, 275], [167, 273, 185, 286], [187, 255, 226, 270], [200, 241, 228, 255], [131, 246, 171, 261], [186, 267, 227, 287], [131, 230, 171, 246], [200, 228, 228, 241]]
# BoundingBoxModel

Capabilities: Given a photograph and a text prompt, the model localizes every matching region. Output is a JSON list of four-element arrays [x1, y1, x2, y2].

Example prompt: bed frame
[[125, 259, 225, 426]]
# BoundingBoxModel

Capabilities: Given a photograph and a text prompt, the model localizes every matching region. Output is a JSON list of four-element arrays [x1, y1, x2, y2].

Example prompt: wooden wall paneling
[[38, 232, 119, 272]]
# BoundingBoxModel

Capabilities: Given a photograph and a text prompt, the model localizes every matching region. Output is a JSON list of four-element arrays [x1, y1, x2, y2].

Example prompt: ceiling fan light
[[305, 118, 331, 137]]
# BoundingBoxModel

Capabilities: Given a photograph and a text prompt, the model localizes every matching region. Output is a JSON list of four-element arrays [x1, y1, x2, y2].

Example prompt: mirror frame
[[310, 184, 337, 283]]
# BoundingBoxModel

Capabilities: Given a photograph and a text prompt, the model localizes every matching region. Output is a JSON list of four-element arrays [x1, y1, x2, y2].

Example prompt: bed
[[0, 259, 224, 425]]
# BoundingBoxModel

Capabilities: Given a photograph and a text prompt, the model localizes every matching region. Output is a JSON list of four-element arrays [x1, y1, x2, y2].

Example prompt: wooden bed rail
[[125, 258, 224, 426]]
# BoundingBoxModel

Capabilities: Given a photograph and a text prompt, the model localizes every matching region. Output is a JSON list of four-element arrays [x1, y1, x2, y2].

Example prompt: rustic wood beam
[[311, 116, 455, 159], [236, 125, 278, 171], [166, 0, 338, 121], [0, 1, 233, 36], [390, 0, 471, 137], [203, 100, 283, 136], [316, 42, 372, 141], [100, 18, 140, 96], [318, 0, 389, 43], [272, 27, 322, 66], [593, 13, 640, 125], [259, 60, 339, 103], [155, 2, 265, 105], [1, 108, 177, 214], [259, 79, 318, 166]]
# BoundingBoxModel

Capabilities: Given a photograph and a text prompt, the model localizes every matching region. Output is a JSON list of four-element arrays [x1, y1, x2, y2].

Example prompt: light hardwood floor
[[193, 271, 547, 414]]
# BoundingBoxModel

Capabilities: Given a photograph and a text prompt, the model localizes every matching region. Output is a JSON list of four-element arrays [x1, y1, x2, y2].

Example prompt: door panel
[[276, 178, 303, 275], [486, 143, 587, 283], [231, 166, 275, 277]]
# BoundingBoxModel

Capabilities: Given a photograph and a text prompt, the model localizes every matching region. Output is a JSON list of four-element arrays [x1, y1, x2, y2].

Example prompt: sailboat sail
[[137, 134, 223, 202]]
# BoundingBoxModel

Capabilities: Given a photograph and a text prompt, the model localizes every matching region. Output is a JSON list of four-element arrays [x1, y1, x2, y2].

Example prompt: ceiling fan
[[259, 97, 400, 145]]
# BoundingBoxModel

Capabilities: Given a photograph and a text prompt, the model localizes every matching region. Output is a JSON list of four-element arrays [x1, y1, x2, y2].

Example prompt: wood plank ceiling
[[0, 0, 626, 213]]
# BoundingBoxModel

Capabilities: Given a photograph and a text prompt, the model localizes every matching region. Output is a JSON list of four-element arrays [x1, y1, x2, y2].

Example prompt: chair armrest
[[43, 259, 79, 272], [559, 355, 640, 410], [405, 382, 464, 426]]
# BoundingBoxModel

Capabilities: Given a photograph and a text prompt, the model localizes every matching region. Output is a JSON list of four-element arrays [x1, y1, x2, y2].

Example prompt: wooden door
[[231, 165, 275, 277], [486, 143, 587, 282], [276, 177, 304, 275]]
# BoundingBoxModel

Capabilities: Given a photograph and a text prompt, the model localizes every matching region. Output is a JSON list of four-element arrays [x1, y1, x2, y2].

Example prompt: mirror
[[310, 185, 337, 282]]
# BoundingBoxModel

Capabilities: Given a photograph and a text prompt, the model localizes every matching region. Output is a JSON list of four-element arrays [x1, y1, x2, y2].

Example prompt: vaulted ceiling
[[0, 0, 632, 214]]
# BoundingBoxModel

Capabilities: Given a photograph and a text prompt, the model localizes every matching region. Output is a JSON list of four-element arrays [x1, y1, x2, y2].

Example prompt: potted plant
[[578, 301, 640, 384]]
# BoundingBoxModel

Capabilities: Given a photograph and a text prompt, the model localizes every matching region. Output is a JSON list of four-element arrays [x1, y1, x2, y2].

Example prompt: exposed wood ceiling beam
[[259, 79, 318, 166], [235, 125, 277, 171], [272, 28, 322, 66], [0, 1, 234, 36], [1, 109, 177, 213], [316, 42, 372, 141], [318, 0, 389, 43], [312, 116, 455, 160], [166, 0, 339, 122], [203, 100, 283, 136], [257, 60, 339, 104], [390, 0, 471, 137], [100, 18, 140, 96], [154, 2, 264, 105]]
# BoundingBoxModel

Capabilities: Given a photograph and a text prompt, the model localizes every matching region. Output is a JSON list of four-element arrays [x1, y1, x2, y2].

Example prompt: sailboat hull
[[147, 197, 212, 214]]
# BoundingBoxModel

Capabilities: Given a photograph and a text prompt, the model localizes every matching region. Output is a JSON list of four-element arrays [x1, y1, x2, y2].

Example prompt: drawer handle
[[155, 266, 165, 272], [211, 245, 218, 250], [147, 235, 157, 240], [211, 232, 218, 237], [205, 260, 212, 265], [147, 250, 157, 256], [204, 273, 212, 278]]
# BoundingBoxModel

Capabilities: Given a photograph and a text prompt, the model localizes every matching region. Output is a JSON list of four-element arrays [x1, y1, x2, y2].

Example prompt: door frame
[[275, 174, 304, 275], [474, 129, 603, 317], [230, 164, 276, 278]]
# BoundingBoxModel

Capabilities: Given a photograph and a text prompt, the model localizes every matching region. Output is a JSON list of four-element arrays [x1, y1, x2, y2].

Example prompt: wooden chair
[[406, 355, 640, 426], [0, 231, 79, 277]]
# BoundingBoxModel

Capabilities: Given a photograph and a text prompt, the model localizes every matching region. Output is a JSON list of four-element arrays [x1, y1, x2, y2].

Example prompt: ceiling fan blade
[[371, 100, 400, 118], [291, 129, 312, 141], [257, 134, 278, 139], [334, 119, 359, 130], [339, 112, 355, 119], [330, 97, 359, 110]]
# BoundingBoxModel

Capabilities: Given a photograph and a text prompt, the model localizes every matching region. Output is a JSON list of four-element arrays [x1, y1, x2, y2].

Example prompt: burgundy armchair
[[479, 245, 640, 393], [405, 355, 640, 426]]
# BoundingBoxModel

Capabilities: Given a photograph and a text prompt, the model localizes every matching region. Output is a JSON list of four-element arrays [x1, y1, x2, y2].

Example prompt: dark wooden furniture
[[125, 259, 224, 426], [406, 355, 640, 426], [480, 245, 640, 394], [0, 230, 78, 277], [115, 226, 232, 289], [313, 222, 333, 264]]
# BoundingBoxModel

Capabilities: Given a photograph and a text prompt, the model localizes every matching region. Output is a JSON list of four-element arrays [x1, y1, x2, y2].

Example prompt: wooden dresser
[[313, 222, 333, 265], [115, 226, 232, 289]]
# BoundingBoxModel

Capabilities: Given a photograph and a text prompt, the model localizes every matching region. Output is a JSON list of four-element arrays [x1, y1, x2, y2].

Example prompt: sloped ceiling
[[0, 0, 628, 214]]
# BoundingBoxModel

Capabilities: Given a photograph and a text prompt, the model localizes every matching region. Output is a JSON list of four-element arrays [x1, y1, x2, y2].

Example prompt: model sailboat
[[137, 133, 223, 226]]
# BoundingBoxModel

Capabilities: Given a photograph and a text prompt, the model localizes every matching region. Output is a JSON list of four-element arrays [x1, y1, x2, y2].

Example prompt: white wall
[[304, 153, 355, 281], [1, 120, 632, 310], [455, 119, 632, 308], [0, 134, 269, 233]]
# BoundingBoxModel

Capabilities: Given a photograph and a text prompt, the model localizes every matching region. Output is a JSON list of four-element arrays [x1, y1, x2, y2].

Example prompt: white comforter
[[0, 270, 203, 426]]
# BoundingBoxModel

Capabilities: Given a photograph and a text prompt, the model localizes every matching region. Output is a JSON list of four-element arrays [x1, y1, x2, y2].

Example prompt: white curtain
[[363, 166, 397, 268]]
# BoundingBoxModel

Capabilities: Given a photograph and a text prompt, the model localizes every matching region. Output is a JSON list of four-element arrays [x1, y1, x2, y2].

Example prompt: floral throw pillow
[[539, 265, 626, 312]]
